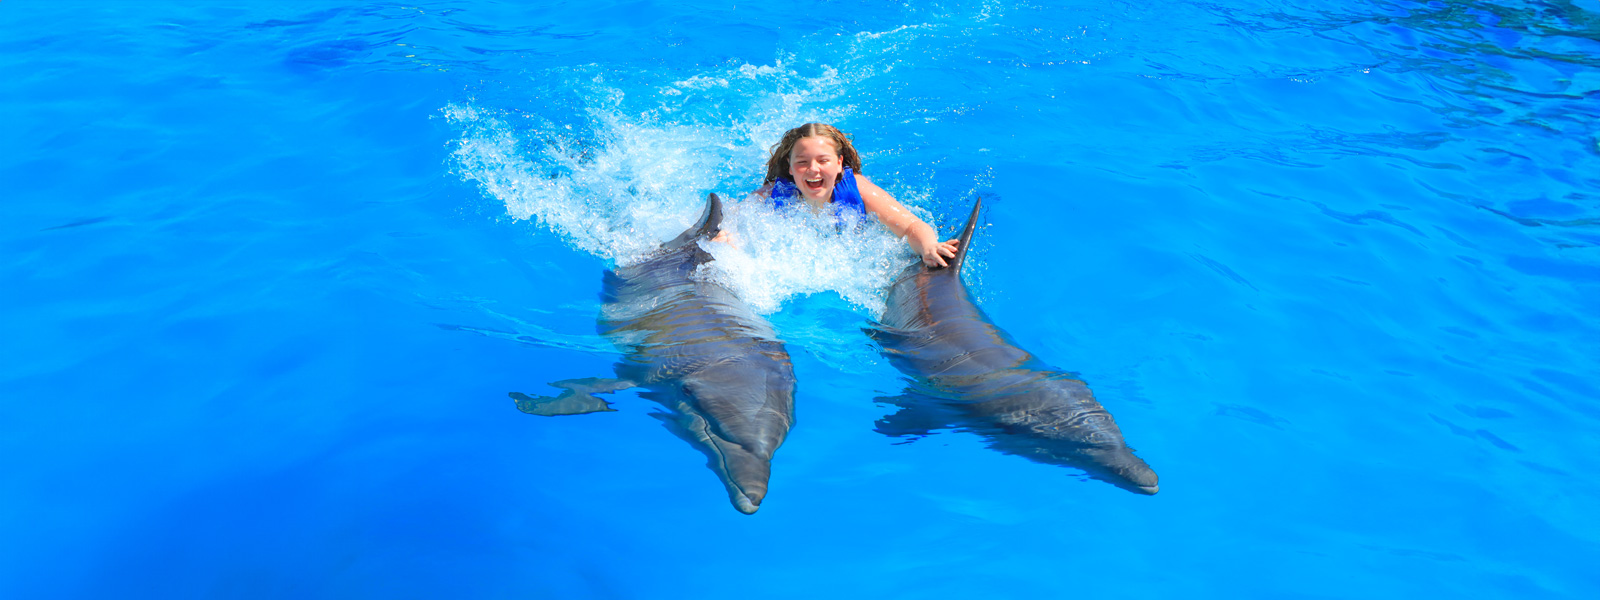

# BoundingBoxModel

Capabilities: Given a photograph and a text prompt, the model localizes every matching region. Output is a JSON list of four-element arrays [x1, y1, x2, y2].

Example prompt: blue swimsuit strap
[[770, 167, 868, 218]]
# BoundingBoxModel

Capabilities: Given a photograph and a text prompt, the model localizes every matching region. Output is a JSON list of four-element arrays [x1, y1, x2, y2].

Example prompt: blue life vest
[[769, 166, 868, 222]]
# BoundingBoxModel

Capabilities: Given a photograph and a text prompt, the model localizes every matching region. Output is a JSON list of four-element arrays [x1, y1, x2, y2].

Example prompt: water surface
[[3, 1, 1597, 598]]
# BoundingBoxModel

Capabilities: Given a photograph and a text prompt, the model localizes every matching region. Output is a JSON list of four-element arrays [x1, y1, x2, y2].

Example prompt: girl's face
[[788, 136, 844, 203]]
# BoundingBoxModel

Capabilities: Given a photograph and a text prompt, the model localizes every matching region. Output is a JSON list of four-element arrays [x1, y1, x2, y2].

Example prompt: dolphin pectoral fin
[[862, 323, 927, 346], [553, 377, 637, 395], [511, 377, 634, 416], [511, 391, 617, 416], [875, 407, 938, 442], [874, 393, 962, 442]]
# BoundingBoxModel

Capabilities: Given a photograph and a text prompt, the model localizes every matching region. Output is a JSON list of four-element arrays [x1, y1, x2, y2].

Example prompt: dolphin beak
[[732, 491, 762, 515], [722, 456, 770, 515], [725, 462, 770, 515], [1106, 452, 1159, 496]]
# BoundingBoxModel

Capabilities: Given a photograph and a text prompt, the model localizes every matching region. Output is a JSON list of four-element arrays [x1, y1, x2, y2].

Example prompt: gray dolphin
[[867, 199, 1159, 494], [513, 194, 796, 514]]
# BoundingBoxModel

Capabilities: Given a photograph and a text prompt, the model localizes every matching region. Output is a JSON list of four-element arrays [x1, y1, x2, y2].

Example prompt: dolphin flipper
[[512, 377, 636, 416], [862, 324, 931, 346], [874, 391, 965, 442]]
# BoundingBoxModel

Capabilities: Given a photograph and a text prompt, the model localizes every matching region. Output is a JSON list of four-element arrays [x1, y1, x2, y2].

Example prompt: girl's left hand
[[921, 238, 960, 268]]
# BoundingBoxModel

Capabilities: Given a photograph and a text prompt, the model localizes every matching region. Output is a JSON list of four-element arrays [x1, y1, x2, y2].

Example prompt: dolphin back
[[872, 195, 1159, 495]]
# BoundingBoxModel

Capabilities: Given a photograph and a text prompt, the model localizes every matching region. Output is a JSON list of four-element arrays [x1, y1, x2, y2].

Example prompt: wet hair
[[762, 123, 863, 185]]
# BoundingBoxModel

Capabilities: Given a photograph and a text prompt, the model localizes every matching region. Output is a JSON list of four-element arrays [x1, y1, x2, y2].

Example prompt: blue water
[[4, 1, 1598, 597]]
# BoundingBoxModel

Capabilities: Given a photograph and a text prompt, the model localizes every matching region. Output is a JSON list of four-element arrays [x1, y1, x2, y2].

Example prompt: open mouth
[[803, 176, 826, 192]]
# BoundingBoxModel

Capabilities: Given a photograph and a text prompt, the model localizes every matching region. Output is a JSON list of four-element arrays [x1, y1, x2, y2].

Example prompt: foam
[[697, 196, 910, 317], [444, 59, 926, 317]]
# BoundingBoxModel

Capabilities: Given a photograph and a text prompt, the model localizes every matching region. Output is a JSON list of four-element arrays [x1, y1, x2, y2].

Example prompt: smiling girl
[[754, 123, 959, 268]]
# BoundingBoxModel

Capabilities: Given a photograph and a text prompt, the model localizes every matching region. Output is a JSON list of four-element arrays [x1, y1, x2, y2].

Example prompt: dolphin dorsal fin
[[949, 197, 982, 273], [666, 193, 725, 248]]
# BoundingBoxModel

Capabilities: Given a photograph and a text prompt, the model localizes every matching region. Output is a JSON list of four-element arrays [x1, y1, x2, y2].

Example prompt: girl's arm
[[856, 174, 959, 268]]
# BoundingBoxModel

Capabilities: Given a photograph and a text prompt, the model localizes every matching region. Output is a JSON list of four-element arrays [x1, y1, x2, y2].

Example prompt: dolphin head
[[973, 429, 1160, 496], [1077, 444, 1160, 494], [672, 352, 797, 514], [971, 381, 1160, 495], [976, 435, 1160, 496]]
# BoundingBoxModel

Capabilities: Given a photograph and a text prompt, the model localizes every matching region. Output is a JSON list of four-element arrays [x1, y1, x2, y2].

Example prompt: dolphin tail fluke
[[666, 193, 725, 248], [950, 196, 983, 273], [511, 377, 634, 416]]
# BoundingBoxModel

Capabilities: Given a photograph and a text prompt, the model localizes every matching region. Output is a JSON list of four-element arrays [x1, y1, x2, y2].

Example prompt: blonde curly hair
[[762, 123, 863, 185]]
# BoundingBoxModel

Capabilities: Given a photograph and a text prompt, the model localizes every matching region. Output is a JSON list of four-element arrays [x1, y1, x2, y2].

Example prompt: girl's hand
[[921, 238, 960, 268]]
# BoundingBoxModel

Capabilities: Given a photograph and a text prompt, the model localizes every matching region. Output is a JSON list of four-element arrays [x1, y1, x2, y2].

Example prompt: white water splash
[[443, 101, 723, 262], [697, 197, 911, 316], [444, 59, 925, 316]]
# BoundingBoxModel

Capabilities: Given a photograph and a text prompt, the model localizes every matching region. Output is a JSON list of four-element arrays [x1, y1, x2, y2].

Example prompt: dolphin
[[867, 198, 1159, 494], [513, 194, 796, 514]]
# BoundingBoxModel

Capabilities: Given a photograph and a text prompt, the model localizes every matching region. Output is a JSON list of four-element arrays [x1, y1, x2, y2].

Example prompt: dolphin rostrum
[[868, 198, 1159, 494], [513, 194, 796, 514]]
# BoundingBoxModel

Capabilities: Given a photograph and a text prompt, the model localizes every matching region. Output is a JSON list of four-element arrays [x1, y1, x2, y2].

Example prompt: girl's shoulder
[[852, 172, 892, 202]]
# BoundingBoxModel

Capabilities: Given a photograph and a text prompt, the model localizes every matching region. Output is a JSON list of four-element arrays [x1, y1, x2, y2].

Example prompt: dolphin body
[[868, 199, 1159, 494], [513, 194, 796, 514]]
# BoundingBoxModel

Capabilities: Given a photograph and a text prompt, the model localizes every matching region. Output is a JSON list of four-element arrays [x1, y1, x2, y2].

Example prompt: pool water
[[3, 1, 1598, 598]]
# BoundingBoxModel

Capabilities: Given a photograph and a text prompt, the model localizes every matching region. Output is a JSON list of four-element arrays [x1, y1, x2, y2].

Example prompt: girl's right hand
[[921, 238, 960, 268]]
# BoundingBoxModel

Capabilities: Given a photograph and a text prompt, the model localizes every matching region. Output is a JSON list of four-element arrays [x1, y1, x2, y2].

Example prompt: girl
[[755, 123, 959, 268]]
